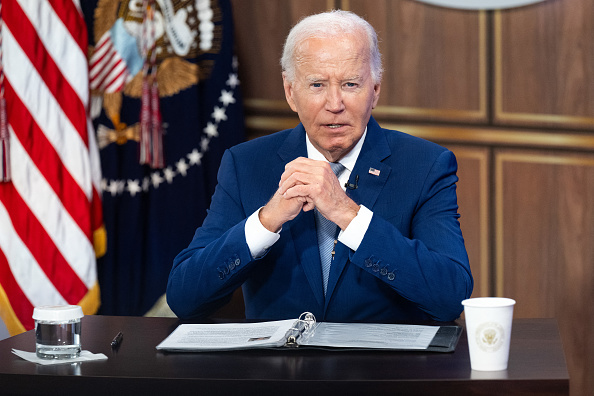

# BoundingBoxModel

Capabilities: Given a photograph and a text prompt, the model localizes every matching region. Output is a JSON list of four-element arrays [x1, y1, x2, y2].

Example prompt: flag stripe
[[0, 0, 102, 335], [0, 182, 86, 304], [18, 0, 89, 109], [4, 80, 92, 239], [89, 29, 132, 93], [0, 248, 33, 332], [91, 50, 127, 92], [105, 71, 127, 93], [94, 58, 127, 92], [2, 26, 93, 200], [7, 128, 95, 290], [91, 49, 119, 84], [48, 0, 87, 55], [89, 35, 115, 75], [6, 1, 88, 147], [0, 199, 68, 316], [90, 38, 116, 78]]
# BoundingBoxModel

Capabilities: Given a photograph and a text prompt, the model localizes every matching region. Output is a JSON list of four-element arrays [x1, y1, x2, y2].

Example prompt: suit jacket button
[[372, 263, 380, 272], [387, 272, 395, 281], [365, 258, 373, 268], [235, 258, 241, 266], [380, 267, 388, 276]]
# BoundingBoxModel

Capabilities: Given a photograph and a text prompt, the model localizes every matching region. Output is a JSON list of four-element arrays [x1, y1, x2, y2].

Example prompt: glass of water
[[33, 305, 83, 359]]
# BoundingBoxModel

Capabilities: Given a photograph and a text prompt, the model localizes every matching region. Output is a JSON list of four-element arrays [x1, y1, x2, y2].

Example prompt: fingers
[[278, 157, 334, 196], [260, 188, 308, 232], [282, 183, 322, 202], [260, 156, 350, 232], [281, 158, 349, 217], [262, 157, 359, 231]]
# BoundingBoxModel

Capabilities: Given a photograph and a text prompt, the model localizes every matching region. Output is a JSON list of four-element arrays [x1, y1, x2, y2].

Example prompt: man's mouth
[[326, 124, 345, 129]]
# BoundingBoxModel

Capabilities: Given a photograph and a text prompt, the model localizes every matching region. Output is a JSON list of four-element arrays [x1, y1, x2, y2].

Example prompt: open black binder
[[425, 325, 463, 352], [156, 312, 463, 353]]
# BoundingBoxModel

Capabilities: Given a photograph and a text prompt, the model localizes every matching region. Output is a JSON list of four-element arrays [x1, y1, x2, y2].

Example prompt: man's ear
[[372, 83, 381, 109], [282, 72, 298, 113]]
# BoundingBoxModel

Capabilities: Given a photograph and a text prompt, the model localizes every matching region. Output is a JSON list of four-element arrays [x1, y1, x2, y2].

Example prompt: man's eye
[[311, 83, 322, 88], [345, 82, 358, 88]]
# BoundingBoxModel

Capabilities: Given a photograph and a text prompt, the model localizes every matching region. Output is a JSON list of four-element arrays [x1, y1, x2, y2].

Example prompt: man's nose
[[325, 86, 345, 112]]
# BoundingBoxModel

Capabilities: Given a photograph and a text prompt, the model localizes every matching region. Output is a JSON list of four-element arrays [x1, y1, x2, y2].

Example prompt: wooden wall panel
[[495, 0, 594, 129], [345, 0, 487, 123], [234, 0, 487, 125], [496, 150, 594, 396], [448, 146, 490, 299], [230, 0, 331, 106]]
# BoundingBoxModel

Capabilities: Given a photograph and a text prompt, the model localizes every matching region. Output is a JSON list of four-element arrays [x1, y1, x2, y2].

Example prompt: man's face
[[283, 33, 381, 162]]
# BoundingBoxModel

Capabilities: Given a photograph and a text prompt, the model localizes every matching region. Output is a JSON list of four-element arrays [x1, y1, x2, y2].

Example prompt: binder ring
[[298, 311, 316, 331]]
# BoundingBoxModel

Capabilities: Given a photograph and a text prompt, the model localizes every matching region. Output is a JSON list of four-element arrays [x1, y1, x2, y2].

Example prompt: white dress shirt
[[245, 130, 373, 258]]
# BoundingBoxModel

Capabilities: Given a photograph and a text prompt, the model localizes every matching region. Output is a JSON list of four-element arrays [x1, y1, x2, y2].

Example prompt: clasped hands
[[259, 157, 360, 233]]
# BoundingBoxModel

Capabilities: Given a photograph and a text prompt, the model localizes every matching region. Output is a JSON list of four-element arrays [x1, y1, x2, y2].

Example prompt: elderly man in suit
[[167, 10, 473, 322]]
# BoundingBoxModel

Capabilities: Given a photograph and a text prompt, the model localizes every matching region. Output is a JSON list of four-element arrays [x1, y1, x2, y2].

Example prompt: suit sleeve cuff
[[337, 205, 373, 251], [245, 207, 281, 259]]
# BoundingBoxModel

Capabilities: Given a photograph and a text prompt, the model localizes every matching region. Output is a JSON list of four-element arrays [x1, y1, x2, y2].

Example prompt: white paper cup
[[462, 297, 515, 371]]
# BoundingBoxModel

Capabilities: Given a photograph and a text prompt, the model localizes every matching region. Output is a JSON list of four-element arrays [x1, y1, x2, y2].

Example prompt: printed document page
[[299, 323, 439, 350], [156, 319, 295, 351]]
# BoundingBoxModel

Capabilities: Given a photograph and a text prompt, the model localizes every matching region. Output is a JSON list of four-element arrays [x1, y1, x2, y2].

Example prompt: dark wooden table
[[0, 316, 569, 395]]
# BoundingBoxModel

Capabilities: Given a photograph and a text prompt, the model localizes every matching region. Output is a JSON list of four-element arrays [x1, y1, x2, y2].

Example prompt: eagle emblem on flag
[[90, 0, 217, 153]]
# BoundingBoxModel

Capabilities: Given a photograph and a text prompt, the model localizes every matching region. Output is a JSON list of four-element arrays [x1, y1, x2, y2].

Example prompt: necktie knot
[[330, 162, 345, 178]]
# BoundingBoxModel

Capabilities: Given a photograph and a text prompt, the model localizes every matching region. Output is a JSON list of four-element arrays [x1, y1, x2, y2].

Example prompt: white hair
[[281, 10, 383, 84]]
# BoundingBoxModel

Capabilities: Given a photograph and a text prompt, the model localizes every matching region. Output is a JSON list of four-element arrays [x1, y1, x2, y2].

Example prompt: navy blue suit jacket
[[167, 117, 473, 322]]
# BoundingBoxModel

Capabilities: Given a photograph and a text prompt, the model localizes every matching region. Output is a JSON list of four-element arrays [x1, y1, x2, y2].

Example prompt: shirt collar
[[305, 127, 367, 173]]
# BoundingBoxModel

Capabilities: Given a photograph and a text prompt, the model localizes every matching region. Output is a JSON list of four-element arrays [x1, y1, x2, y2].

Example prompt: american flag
[[369, 167, 381, 176], [0, 0, 103, 335]]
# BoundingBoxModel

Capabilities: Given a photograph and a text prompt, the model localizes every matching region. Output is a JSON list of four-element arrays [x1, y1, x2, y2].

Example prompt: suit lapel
[[324, 118, 392, 310], [278, 125, 326, 308], [346, 118, 392, 210]]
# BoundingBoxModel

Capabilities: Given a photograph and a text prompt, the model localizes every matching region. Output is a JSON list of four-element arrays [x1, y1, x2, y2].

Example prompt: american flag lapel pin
[[368, 167, 380, 176]]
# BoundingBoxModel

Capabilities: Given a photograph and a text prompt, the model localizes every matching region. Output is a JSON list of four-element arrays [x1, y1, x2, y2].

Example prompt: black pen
[[111, 331, 123, 348]]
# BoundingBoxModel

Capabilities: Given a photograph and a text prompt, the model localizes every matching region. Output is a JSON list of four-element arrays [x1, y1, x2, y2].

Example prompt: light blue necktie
[[314, 162, 345, 295]]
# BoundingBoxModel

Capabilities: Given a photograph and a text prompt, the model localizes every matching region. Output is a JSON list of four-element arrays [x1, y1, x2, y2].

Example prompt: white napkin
[[12, 349, 108, 365]]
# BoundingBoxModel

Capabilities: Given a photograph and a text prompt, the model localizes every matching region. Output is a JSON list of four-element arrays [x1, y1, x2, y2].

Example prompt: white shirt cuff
[[245, 207, 281, 258], [337, 205, 373, 251]]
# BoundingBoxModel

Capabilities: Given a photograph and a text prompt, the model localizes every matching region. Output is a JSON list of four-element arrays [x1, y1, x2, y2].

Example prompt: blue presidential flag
[[82, 0, 245, 315]]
